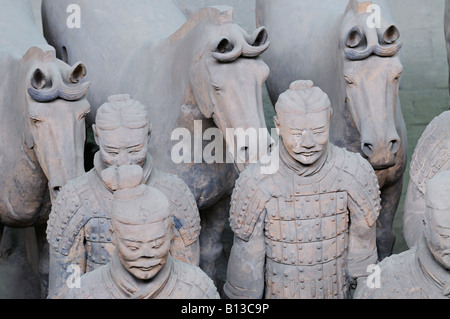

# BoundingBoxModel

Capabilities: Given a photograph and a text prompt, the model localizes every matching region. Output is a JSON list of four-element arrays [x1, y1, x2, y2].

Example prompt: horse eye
[[344, 76, 354, 85], [79, 110, 90, 121], [30, 117, 42, 125]]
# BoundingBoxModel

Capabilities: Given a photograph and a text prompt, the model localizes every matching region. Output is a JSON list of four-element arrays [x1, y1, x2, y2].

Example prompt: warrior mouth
[[131, 260, 162, 271], [137, 266, 156, 271], [299, 152, 317, 157]]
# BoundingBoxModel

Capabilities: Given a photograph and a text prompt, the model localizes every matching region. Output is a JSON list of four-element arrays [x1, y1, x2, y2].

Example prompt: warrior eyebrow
[[104, 145, 120, 150], [122, 233, 166, 244], [127, 144, 143, 150], [290, 126, 326, 132]]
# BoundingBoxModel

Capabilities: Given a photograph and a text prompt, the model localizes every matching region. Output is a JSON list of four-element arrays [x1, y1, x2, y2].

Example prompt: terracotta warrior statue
[[223, 80, 381, 299], [355, 171, 450, 299], [403, 110, 450, 248], [47, 94, 201, 298], [65, 165, 219, 299]]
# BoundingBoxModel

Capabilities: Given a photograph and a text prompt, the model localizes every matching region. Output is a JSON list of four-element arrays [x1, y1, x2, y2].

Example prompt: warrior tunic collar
[[279, 139, 334, 180], [106, 251, 173, 299]]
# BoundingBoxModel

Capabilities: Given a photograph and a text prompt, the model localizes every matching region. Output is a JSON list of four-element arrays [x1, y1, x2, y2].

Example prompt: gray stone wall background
[[0, 0, 447, 298]]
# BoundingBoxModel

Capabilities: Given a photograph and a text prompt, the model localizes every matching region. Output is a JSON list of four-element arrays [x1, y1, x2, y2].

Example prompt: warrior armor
[[409, 111, 450, 194], [226, 144, 380, 299]]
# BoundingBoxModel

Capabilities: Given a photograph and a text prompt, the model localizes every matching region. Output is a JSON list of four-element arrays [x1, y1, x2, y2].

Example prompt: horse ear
[[215, 38, 234, 54], [30, 68, 48, 90], [345, 25, 363, 48], [248, 27, 269, 47], [381, 25, 400, 44], [68, 62, 87, 83], [212, 37, 243, 62]]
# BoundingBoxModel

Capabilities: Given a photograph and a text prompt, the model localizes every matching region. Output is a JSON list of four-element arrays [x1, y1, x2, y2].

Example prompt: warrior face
[[275, 81, 332, 166], [93, 94, 151, 169], [113, 219, 172, 280], [276, 109, 331, 166], [424, 208, 450, 270], [423, 171, 450, 270], [95, 125, 149, 168]]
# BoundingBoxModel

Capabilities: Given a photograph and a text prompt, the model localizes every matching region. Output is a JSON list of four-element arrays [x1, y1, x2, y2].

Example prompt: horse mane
[[345, 0, 373, 15], [169, 6, 234, 43], [22, 45, 56, 63]]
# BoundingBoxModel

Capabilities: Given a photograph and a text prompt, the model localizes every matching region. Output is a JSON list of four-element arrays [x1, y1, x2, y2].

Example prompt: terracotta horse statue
[[256, 0, 407, 259], [41, 0, 273, 280], [0, 0, 90, 296]]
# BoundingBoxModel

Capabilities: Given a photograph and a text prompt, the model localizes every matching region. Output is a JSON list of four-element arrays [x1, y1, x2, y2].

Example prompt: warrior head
[[423, 171, 450, 270], [274, 80, 332, 166], [102, 165, 173, 280], [93, 94, 151, 169]]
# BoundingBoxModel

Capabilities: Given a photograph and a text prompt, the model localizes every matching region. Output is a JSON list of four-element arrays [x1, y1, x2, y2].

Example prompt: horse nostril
[[362, 143, 374, 158], [53, 186, 62, 196], [389, 139, 400, 154]]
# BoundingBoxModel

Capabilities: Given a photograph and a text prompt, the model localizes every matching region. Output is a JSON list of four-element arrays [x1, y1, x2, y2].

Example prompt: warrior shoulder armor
[[410, 111, 450, 194], [229, 164, 272, 241], [46, 175, 92, 256], [337, 148, 381, 227]]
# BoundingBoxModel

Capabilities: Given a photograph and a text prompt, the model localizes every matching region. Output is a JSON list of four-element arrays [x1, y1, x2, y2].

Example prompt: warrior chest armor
[[264, 189, 350, 299]]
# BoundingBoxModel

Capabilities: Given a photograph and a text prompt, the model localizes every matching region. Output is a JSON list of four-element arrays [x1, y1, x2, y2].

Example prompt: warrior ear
[[68, 62, 87, 83]]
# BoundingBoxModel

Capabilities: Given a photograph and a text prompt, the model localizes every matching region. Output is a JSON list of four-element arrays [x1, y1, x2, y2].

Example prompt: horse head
[[340, 0, 403, 170], [23, 46, 90, 202], [186, 7, 274, 171]]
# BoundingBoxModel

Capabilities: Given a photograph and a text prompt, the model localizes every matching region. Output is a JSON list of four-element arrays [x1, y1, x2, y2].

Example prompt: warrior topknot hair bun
[[101, 165, 144, 195]]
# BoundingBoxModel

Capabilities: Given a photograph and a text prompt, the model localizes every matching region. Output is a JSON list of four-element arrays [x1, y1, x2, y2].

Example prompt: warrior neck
[[279, 139, 331, 178], [109, 251, 173, 299]]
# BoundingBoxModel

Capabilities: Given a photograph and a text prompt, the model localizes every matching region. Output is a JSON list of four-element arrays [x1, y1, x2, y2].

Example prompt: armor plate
[[409, 111, 450, 194], [84, 217, 114, 271], [264, 193, 349, 299]]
